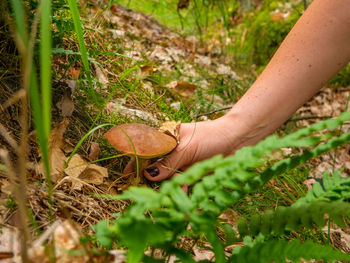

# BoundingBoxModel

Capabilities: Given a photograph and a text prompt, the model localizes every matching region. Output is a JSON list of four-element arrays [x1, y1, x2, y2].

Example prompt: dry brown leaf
[[322, 226, 350, 253], [50, 120, 69, 181], [89, 142, 101, 161], [108, 29, 125, 39], [80, 164, 108, 185], [0, 227, 21, 263], [167, 81, 197, 98], [36, 119, 69, 181], [29, 221, 88, 263], [69, 66, 81, 79], [217, 64, 238, 79], [150, 45, 172, 63], [56, 91, 74, 117], [140, 65, 155, 79], [94, 65, 109, 88], [192, 245, 214, 261], [194, 55, 211, 67], [65, 154, 108, 191], [142, 81, 154, 96], [170, 101, 181, 111], [0, 179, 11, 195], [109, 250, 127, 263], [159, 120, 181, 141]]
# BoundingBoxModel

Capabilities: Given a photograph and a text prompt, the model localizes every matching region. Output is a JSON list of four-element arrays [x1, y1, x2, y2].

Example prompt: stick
[[194, 105, 233, 119], [0, 123, 19, 152], [287, 115, 332, 122]]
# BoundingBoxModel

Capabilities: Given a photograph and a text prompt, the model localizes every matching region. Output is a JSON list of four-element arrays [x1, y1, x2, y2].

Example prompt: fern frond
[[293, 170, 350, 207], [229, 239, 350, 263], [238, 201, 350, 237], [94, 112, 350, 262]]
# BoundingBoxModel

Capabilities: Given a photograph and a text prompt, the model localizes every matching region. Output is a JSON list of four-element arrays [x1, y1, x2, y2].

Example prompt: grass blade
[[40, 0, 52, 139], [10, 0, 28, 45], [66, 0, 93, 88], [65, 123, 114, 167]]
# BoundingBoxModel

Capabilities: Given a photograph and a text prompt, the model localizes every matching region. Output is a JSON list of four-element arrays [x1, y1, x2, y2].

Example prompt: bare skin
[[143, 0, 350, 181]]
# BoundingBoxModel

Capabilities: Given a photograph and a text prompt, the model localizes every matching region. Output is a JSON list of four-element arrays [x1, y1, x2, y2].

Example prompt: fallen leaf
[[54, 221, 81, 251], [0, 227, 21, 263], [142, 81, 154, 96], [124, 50, 142, 61], [170, 101, 181, 111], [159, 120, 181, 141], [167, 81, 197, 98], [56, 90, 74, 117], [194, 55, 211, 67], [69, 66, 81, 79], [80, 164, 108, 186], [322, 226, 350, 253], [94, 65, 109, 89], [165, 47, 185, 63], [89, 142, 101, 161], [108, 29, 125, 39], [140, 65, 154, 80], [65, 154, 108, 191], [0, 179, 11, 195], [28, 220, 88, 263], [193, 245, 214, 261], [217, 64, 238, 79], [65, 80, 77, 94], [150, 45, 172, 63], [109, 250, 127, 263], [36, 119, 69, 181]]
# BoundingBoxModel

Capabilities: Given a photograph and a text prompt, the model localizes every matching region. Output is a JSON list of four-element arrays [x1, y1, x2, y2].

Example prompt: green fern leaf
[[229, 239, 350, 263]]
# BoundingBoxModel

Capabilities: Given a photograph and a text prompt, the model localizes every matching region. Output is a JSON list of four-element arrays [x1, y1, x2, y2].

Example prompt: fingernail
[[145, 166, 159, 177]]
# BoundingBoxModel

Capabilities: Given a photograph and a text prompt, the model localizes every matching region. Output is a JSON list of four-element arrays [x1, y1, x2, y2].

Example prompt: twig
[[0, 89, 26, 111], [0, 149, 30, 260], [195, 105, 233, 119], [193, 109, 201, 121], [0, 123, 19, 152], [287, 115, 332, 122]]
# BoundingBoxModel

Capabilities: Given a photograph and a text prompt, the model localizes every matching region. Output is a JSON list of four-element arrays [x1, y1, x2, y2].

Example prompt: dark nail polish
[[145, 166, 159, 177]]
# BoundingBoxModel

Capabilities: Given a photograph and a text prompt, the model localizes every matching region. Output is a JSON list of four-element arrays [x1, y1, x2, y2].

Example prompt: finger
[[123, 157, 135, 175], [143, 152, 187, 181]]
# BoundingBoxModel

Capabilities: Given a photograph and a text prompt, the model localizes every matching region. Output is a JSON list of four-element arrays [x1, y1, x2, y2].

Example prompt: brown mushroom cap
[[104, 123, 177, 158]]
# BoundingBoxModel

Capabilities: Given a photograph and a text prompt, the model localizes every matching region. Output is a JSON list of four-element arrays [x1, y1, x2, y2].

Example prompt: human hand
[[141, 116, 238, 181]]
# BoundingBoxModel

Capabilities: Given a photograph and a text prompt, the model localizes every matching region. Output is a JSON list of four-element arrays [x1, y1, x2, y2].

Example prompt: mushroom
[[104, 123, 177, 183]]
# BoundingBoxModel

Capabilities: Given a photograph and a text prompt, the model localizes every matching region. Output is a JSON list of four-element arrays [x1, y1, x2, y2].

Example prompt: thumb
[[143, 151, 186, 181]]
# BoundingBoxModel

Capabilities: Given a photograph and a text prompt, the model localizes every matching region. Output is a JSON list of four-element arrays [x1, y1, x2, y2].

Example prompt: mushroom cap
[[104, 123, 177, 158]]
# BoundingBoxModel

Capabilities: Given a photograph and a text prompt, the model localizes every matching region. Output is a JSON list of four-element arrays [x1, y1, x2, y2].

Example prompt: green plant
[[230, 0, 303, 67], [66, 0, 93, 88], [95, 111, 350, 262]]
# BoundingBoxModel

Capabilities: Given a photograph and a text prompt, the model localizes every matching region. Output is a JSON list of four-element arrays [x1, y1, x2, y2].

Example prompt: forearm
[[224, 0, 350, 150]]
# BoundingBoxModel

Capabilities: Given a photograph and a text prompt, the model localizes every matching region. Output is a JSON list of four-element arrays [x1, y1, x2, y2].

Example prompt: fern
[[95, 111, 350, 262], [293, 170, 350, 206], [237, 201, 350, 237], [229, 239, 350, 263]]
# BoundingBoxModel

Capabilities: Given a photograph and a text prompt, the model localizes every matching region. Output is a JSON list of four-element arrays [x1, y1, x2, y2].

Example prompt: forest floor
[[0, 1, 350, 262]]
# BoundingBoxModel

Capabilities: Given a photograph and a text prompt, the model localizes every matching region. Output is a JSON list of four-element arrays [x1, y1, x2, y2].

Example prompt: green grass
[[67, 0, 93, 88], [115, 0, 235, 36]]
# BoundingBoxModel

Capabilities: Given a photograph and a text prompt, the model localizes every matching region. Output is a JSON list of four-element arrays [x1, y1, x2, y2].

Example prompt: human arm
[[143, 0, 350, 181]]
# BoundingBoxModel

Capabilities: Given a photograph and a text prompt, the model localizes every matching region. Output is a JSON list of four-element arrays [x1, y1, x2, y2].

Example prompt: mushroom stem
[[135, 158, 149, 185]]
